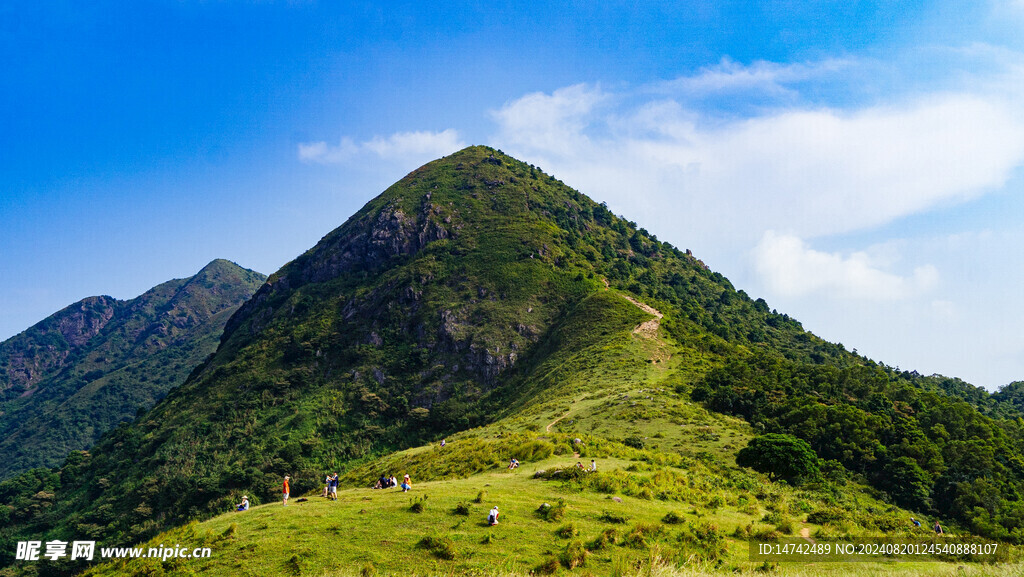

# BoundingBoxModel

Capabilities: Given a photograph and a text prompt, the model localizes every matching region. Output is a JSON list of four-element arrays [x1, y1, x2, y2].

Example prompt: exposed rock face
[[0, 259, 265, 478], [0, 296, 120, 399]]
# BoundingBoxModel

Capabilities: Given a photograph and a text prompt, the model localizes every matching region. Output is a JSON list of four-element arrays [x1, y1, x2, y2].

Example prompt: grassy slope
[[83, 291, 1022, 576]]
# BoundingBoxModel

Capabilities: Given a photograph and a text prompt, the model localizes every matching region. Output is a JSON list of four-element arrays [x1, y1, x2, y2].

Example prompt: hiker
[[373, 475, 385, 489], [441, 439, 446, 447], [390, 475, 398, 488], [911, 517, 921, 527], [934, 521, 943, 535], [282, 475, 291, 506], [488, 506, 500, 526], [508, 458, 519, 469], [236, 496, 249, 512], [322, 474, 331, 498], [590, 459, 597, 472], [575, 461, 584, 470], [401, 474, 412, 492], [329, 473, 339, 500]]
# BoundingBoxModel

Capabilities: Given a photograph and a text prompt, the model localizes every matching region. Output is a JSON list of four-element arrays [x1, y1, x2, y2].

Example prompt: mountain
[[0, 260, 266, 479], [4, 147, 1024, 576]]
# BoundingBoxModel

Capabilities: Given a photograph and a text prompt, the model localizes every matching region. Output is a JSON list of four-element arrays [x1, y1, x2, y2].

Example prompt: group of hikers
[[910, 517, 944, 534], [373, 473, 413, 492], [322, 473, 340, 500]]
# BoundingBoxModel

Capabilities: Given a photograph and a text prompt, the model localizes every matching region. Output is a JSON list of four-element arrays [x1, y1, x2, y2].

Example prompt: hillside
[[3, 146, 1024, 576], [81, 296, 1019, 576], [0, 260, 266, 478]]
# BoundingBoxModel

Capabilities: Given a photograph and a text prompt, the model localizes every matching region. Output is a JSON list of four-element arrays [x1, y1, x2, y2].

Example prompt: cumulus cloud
[[298, 129, 465, 165], [653, 57, 852, 97], [489, 73, 1024, 252], [753, 232, 938, 300], [491, 84, 607, 154]]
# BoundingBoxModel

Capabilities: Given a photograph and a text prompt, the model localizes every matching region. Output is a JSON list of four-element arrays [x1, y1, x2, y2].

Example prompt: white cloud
[[753, 231, 938, 300], [491, 84, 607, 154], [298, 129, 465, 165], [489, 76, 1024, 252], [654, 57, 852, 97]]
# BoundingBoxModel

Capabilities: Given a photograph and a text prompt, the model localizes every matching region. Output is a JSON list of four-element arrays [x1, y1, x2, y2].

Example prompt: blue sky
[[4, 1, 1024, 389]]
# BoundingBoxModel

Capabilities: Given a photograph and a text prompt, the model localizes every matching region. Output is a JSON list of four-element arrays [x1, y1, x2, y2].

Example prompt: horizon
[[3, 2, 1024, 390]]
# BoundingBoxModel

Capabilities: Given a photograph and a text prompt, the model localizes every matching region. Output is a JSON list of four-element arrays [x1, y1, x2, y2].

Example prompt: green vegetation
[[2, 147, 1023, 576], [0, 259, 265, 479], [695, 352, 1024, 541], [736, 434, 820, 484]]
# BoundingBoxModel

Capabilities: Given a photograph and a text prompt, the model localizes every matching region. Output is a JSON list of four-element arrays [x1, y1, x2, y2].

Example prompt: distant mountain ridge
[[0, 259, 266, 479]]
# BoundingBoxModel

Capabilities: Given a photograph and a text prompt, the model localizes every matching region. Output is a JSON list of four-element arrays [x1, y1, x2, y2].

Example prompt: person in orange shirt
[[283, 475, 291, 506]]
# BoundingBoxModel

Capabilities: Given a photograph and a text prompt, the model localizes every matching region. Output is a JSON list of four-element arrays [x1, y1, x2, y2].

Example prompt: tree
[[737, 434, 820, 484]]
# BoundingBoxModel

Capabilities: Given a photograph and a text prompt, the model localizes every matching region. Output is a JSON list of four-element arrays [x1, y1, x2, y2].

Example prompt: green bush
[[737, 434, 820, 484], [560, 539, 588, 569], [452, 502, 471, 516], [624, 523, 663, 549], [555, 523, 579, 538], [534, 556, 560, 575], [677, 521, 727, 563], [807, 507, 847, 525], [586, 528, 619, 551], [661, 511, 684, 524], [409, 495, 427, 513], [598, 511, 629, 524], [416, 535, 456, 560], [537, 500, 566, 522]]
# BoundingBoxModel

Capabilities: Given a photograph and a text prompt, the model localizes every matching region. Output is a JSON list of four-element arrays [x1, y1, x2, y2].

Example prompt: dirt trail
[[545, 411, 569, 433], [620, 294, 663, 339]]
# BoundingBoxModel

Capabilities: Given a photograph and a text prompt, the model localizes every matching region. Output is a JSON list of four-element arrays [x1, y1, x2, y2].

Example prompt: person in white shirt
[[488, 506, 500, 525]]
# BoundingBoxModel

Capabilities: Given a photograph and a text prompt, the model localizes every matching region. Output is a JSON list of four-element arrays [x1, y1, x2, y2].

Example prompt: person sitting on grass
[[488, 506, 500, 526], [236, 496, 249, 512], [508, 458, 519, 469], [389, 475, 398, 488], [589, 459, 597, 472], [401, 474, 412, 492]]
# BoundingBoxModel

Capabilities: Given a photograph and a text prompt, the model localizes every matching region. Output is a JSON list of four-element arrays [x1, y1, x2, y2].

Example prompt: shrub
[[624, 523, 663, 549], [409, 495, 427, 513], [537, 500, 566, 522], [736, 434, 820, 484], [473, 490, 486, 503], [662, 511, 684, 524], [555, 523, 579, 538], [534, 556, 560, 574], [452, 502, 471, 516], [561, 539, 588, 569], [598, 511, 629, 524], [586, 528, 619, 551], [623, 436, 645, 449], [677, 521, 727, 563], [807, 507, 847, 525], [416, 536, 456, 560]]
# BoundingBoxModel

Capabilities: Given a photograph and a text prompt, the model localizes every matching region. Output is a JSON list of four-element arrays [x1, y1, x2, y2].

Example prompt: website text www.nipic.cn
[[15, 541, 211, 562]]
